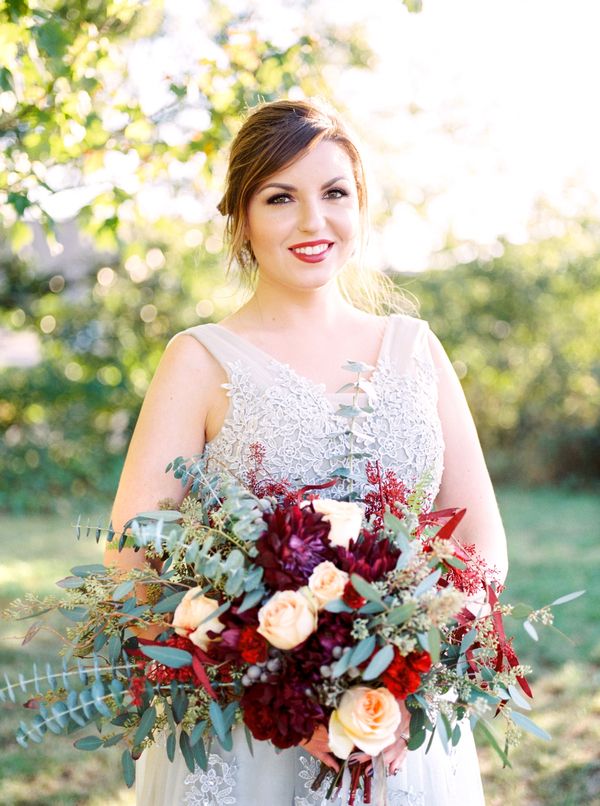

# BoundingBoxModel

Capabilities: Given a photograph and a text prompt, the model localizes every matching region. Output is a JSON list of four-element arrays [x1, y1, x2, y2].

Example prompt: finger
[[318, 753, 340, 772]]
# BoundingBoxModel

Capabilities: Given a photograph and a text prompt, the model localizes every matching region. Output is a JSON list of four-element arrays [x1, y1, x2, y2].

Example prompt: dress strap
[[382, 314, 433, 376], [167, 323, 275, 385]]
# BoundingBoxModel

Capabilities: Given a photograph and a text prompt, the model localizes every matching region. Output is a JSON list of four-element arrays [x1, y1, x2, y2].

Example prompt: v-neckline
[[209, 316, 394, 397]]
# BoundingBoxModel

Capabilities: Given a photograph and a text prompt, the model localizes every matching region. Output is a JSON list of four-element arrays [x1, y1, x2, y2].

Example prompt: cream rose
[[308, 561, 349, 609], [172, 589, 225, 650], [257, 588, 318, 650], [329, 686, 401, 759], [309, 499, 363, 549]]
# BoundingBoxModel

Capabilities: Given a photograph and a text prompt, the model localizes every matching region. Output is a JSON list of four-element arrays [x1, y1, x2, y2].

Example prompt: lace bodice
[[171, 314, 445, 504], [137, 316, 488, 804]]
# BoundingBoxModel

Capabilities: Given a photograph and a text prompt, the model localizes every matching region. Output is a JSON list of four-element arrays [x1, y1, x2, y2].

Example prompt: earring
[[239, 240, 254, 267]]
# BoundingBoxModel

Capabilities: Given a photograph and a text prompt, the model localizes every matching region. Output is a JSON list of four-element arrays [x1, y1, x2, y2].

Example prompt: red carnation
[[382, 649, 431, 699], [238, 626, 268, 664], [342, 580, 367, 610], [407, 650, 432, 674], [241, 679, 325, 748]]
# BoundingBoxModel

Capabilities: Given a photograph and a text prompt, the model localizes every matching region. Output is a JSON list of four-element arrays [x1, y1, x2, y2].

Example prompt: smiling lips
[[288, 239, 334, 263]]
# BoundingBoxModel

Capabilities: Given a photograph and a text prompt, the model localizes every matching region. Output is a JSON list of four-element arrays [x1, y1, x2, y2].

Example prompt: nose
[[297, 198, 326, 233]]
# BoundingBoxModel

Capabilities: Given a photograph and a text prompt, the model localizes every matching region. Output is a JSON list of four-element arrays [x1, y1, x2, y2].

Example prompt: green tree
[[0, 0, 385, 510], [401, 225, 600, 485]]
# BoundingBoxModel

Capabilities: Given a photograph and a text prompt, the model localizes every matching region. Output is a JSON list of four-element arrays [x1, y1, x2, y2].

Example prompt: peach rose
[[257, 588, 318, 650], [172, 589, 225, 650], [309, 499, 363, 549], [329, 686, 401, 759], [308, 561, 349, 609]]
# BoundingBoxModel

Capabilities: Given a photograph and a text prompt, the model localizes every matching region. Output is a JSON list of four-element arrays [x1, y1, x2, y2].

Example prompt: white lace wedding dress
[[135, 314, 486, 805]]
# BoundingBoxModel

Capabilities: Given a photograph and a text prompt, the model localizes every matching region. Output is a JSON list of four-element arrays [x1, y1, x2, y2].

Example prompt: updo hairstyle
[[217, 98, 413, 316]]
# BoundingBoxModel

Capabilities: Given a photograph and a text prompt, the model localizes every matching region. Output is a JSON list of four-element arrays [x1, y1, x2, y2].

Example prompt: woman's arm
[[428, 330, 509, 583], [103, 333, 221, 587]]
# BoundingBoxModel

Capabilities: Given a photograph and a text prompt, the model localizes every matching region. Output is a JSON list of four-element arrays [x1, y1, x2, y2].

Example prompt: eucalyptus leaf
[[74, 735, 104, 750], [139, 645, 192, 669], [550, 590, 585, 606], [70, 564, 106, 577], [108, 634, 121, 664], [192, 735, 208, 770], [103, 732, 125, 748], [474, 720, 512, 768], [510, 711, 551, 740], [508, 684, 532, 710], [179, 731, 195, 773], [349, 635, 376, 667], [209, 700, 227, 741], [134, 509, 182, 522], [323, 599, 353, 614], [122, 749, 136, 787], [428, 627, 441, 664], [190, 720, 207, 746], [414, 568, 442, 597], [342, 360, 374, 373], [362, 644, 394, 680], [385, 602, 416, 625], [523, 620, 539, 641], [350, 574, 383, 604], [335, 404, 363, 419], [133, 705, 157, 747], [459, 628, 477, 656], [331, 649, 353, 678], [166, 731, 176, 762], [153, 590, 187, 614], [357, 601, 386, 615], [237, 588, 265, 613], [56, 576, 85, 589], [113, 580, 135, 600]]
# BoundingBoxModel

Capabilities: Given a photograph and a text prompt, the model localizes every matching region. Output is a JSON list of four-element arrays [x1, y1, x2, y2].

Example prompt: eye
[[326, 188, 348, 199], [266, 193, 292, 205]]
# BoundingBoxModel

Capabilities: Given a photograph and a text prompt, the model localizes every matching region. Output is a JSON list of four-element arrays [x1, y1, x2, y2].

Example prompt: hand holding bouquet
[[1, 451, 583, 805]]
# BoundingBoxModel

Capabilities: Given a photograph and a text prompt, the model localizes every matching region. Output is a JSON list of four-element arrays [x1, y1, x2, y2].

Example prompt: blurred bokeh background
[[1, 0, 598, 804]]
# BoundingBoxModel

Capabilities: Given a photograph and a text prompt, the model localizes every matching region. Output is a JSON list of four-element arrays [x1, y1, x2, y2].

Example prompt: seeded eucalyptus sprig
[[330, 360, 378, 500]]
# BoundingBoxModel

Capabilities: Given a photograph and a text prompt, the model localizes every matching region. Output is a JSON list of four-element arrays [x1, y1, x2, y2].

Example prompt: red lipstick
[[288, 240, 334, 263]]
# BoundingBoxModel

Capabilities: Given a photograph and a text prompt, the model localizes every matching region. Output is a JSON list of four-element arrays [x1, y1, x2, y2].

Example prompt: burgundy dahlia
[[256, 504, 333, 590], [335, 529, 401, 583], [241, 678, 325, 748], [290, 609, 354, 683]]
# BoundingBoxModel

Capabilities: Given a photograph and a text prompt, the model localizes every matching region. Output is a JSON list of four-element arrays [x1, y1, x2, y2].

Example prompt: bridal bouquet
[[1, 451, 582, 804]]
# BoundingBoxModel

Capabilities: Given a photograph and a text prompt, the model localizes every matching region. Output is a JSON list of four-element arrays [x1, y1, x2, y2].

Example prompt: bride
[[106, 98, 508, 805]]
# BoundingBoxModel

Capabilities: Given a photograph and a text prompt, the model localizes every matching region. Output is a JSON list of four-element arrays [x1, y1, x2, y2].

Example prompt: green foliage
[[0, 0, 380, 512], [399, 229, 600, 485]]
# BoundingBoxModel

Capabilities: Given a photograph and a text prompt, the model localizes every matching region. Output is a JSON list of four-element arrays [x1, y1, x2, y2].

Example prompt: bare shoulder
[[109, 332, 224, 530]]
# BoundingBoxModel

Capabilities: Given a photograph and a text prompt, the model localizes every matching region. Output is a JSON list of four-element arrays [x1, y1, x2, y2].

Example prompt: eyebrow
[[257, 175, 350, 193]]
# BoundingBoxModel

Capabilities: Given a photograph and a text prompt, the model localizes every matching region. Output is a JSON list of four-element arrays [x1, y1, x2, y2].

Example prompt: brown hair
[[217, 98, 415, 316]]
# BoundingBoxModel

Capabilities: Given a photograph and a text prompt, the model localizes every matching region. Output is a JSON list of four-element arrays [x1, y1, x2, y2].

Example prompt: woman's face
[[244, 139, 361, 292]]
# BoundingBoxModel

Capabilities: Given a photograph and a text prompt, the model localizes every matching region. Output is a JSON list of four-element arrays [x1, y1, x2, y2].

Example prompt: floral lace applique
[[294, 754, 334, 806], [204, 354, 444, 503], [183, 753, 238, 805]]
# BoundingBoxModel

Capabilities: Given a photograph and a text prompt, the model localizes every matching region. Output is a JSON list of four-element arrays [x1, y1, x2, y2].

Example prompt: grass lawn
[[0, 487, 598, 805]]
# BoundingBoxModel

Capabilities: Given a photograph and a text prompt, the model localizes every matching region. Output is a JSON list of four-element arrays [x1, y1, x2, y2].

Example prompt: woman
[[107, 99, 508, 805]]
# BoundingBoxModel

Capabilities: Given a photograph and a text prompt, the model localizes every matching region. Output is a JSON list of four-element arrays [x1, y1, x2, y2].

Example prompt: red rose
[[382, 650, 423, 699], [342, 580, 367, 610], [238, 626, 268, 664]]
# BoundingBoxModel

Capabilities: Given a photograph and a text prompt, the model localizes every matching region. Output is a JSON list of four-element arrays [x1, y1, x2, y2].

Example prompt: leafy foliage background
[[1, 0, 598, 512]]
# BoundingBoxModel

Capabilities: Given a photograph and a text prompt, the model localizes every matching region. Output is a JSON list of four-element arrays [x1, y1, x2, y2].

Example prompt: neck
[[244, 277, 355, 331]]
